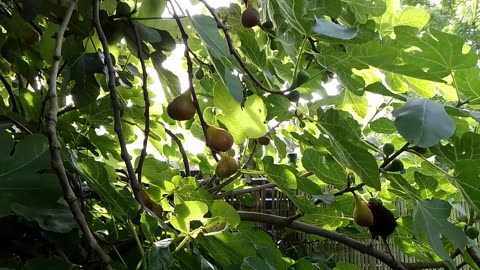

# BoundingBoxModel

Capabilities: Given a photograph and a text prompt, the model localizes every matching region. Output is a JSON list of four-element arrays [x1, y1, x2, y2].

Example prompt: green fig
[[467, 226, 479, 239], [257, 136, 270, 146], [261, 21, 274, 30], [285, 90, 301, 102], [353, 194, 374, 227], [167, 91, 196, 121], [195, 68, 204, 80], [215, 153, 239, 178], [116, 2, 131, 16], [291, 70, 310, 89], [206, 125, 234, 152], [384, 159, 404, 172], [241, 6, 260, 28], [382, 143, 395, 157]]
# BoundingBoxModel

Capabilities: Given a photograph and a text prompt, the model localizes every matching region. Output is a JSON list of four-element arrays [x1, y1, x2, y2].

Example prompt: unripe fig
[[257, 136, 270, 146], [291, 70, 310, 89], [382, 143, 395, 157], [467, 226, 479, 239], [384, 159, 404, 172], [353, 194, 374, 227], [285, 90, 301, 102], [167, 91, 196, 121], [206, 125, 234, 152], [241, 6, 260, 28], [116, 2, 131, 16], [215, 153, 239, 178], [195, 68, 204, 80], [261, 21, 274, 30]]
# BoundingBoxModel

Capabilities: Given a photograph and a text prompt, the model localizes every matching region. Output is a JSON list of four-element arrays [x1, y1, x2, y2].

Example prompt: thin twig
[[92, 0, 144, 207], [57, 105, 78, 116], [238, 211, 407, 270], [188, 47, 214, 70], [198, 0, 287, 95], [0, 115, 32, 134], [168, 0, 219, 161], [46, 2, 112, 268], [128, 19, 150, 183], [0, 72, 19, 113], [164, 127, 190, 176]]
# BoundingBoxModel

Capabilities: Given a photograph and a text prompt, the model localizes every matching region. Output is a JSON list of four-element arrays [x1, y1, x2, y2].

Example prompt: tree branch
[[467, 246, 480, 268], [46, 1, 112, 268], [128, 19, 150, 184], [238, 211, 407, 270], [92, 0, 143, 207], [198, 0, 287, 95], [168, 0, 218, 161], [164, 127, 190, 176]]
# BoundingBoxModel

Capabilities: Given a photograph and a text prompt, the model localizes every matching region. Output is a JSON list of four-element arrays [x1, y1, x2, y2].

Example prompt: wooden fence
[[223, 178, 478, 269]]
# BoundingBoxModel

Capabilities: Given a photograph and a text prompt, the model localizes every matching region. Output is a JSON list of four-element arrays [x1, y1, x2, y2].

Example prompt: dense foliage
[[1, 0, 480, 269]]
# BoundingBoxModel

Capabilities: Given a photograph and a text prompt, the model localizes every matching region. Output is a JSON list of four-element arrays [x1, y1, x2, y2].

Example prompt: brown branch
[[188, 47, 214, 70], [238, 211, 407, 270], [402, 261, 448, 270], [128, 19, 150, 183], [0, 72, 19, 113], [46, 2, 112, 268], [168, 0, 218, 161], [92, 0, 143, 207], [467, 246, 480, 268], [198, 0, 287, 95], [164, 127, 190, 176], [57, 105, 78, 116]]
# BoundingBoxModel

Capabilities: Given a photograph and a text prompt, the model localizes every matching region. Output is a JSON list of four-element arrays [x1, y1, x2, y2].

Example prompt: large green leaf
[[68, 53, 104, 107], [392, 98, 455, 147], [348, 41, 444, 82], [302, 149, 347, 188], [170, 201, 208, 233], [214, 83, 268, 143], [343, 0, 387, 23], [454, 160, 480, 214], [74, 158, 140, 219], [262, 156, 318, 213], [189, 15, 244, 103], [413, 199, 467, 268], [0, 133, 63, 218], [147, 239, 174, 269], [395, 27, 478, 78], [453, 67, 480, 104]]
